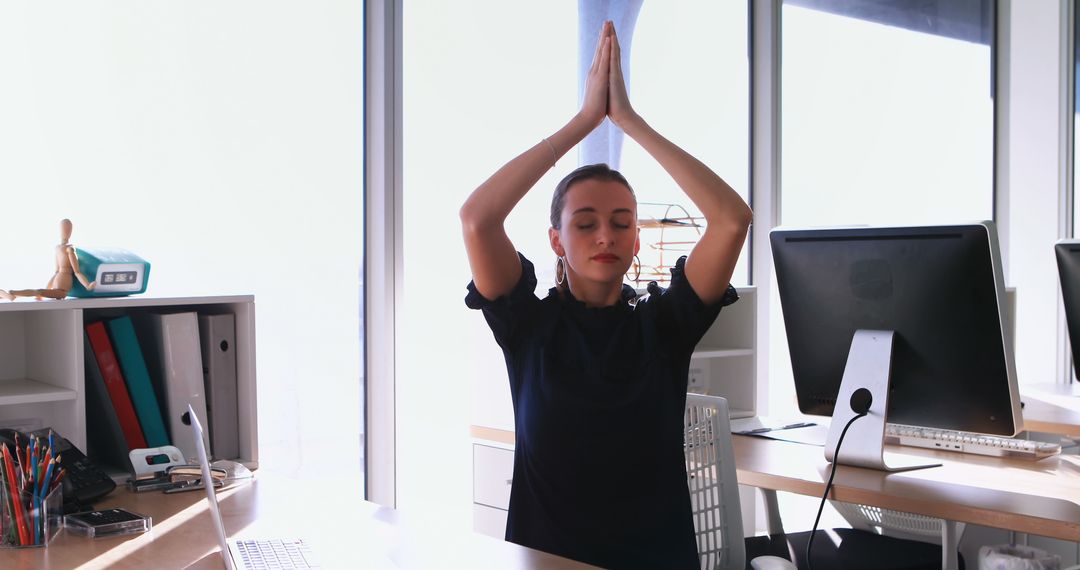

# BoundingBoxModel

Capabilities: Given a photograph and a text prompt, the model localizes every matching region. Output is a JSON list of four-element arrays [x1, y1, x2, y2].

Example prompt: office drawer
[[473, 503, 508, 539], [473, 444, 513, 509]]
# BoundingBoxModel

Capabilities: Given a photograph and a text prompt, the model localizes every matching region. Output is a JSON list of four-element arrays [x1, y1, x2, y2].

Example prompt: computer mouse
[[211, 459, 254, 482]]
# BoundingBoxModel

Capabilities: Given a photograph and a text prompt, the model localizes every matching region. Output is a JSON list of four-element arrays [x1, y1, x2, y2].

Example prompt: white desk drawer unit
[[473, 444, 514, 509], [473, 444, 514, 539], [473, 503, 509, 540]]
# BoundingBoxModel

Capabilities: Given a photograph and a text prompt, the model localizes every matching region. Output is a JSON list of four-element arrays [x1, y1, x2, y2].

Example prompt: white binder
[[198, 313, 240, 460], [143, 312, 211, 462]]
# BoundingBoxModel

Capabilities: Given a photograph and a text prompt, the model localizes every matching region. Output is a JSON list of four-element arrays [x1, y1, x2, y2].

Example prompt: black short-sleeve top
[[465, 253, 738, 569]]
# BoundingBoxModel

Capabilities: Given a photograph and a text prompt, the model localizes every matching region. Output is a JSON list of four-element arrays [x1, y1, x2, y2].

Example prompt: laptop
[[187, 404, 320, 569]]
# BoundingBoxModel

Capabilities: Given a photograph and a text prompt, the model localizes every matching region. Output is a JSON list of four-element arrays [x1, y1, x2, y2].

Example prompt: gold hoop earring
[[626, 255, 641, 283], [555, 257, 566, 286]]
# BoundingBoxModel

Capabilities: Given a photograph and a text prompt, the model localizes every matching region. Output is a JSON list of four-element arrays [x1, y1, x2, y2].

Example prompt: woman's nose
[[596, 228, 613, 245]]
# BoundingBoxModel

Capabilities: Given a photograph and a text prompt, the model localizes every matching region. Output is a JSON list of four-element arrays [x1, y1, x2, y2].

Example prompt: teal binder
[[106, 316, 170, 447]]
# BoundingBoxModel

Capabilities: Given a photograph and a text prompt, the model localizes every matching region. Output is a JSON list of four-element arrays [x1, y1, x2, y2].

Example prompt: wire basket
[[632, 202, 703, 285]]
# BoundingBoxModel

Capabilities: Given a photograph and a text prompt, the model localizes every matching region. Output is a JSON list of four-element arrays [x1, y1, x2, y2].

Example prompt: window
[[772, 0, 996, 414], [781, 0, 995, 227]]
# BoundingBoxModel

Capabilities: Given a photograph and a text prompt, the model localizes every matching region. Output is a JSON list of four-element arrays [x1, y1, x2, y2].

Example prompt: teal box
[[69, 248, 151, 298]]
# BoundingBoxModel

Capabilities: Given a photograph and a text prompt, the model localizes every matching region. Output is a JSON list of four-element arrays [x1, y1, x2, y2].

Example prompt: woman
[[460, 21, 751, 568]]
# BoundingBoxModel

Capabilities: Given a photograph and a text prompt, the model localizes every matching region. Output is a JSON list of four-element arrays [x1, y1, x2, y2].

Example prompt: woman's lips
[[591, 254, 619, 263]]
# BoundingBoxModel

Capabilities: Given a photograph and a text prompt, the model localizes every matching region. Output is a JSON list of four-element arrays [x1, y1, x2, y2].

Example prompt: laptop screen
[[188, 403, 236, 570]]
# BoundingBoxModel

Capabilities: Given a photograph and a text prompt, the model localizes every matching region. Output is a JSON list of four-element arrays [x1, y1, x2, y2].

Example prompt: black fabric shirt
[[466, 254, 737, 569]]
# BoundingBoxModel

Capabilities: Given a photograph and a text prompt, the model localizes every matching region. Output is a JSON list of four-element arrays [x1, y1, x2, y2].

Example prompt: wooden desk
[[1022, 383, 1080, 436], [733, 435, 1080, 542], [0, 474, 594, 570]]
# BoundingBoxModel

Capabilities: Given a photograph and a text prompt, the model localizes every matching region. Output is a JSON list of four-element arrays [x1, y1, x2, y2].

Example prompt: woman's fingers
[[606, 24, 634, 125], [595, 37, 611, 100], [608, 26, 623, 92], [600, 36, 611, 74], [609, 25, 626, 98], [609, 23, 621, 74], [590, 20, 609, 72], [580, 35, 611, 126]]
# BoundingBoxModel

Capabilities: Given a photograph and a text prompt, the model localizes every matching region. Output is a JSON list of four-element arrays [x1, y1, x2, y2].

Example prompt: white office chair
[[831, 500, 966, 543], [684, 393, 795, 570]]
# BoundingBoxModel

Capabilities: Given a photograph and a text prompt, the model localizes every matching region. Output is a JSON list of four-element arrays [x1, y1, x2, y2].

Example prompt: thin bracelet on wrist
[[541, 137, 558, 169]]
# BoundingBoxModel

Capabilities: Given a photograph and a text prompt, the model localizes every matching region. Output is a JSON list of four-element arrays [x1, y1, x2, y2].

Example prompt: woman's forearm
[[616, 111, 750, 304], [459, 112, 598, 301], [462, 23, 612, 301], [459, 113, 597, 231], [619, 114, 751, 231]]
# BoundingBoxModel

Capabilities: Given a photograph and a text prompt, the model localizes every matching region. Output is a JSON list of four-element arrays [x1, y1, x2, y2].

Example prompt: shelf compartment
[[0, 378, 78, 406]]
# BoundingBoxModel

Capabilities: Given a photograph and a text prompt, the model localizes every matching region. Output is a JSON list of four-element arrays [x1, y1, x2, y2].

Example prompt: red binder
[[86, 321, 148, 450]]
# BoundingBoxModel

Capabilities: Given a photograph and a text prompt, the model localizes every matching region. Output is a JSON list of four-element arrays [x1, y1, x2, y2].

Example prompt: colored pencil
[[28, 443, 38, 541], [2, 446, 29, 546], [37, 458, 56, 544], [47, 468, 65, 494], [0, 444, 12, 545], [6, 446, 28, 546], [14, 434, 23, 477]]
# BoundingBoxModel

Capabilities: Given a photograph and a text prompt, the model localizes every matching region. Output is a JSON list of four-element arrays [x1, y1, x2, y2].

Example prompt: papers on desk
[[731, 417, 829, 446]]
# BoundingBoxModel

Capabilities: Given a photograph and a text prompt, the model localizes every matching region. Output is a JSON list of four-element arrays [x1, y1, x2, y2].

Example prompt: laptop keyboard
[[234, 538, 319, 569]]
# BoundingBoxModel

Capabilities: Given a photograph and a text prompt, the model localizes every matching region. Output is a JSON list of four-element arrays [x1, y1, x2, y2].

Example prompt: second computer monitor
[[1055, 240, 1080, 379], [771, 222, 1022, 437]]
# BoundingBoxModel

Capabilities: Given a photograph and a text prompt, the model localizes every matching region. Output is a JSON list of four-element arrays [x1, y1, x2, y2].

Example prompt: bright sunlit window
[[772, 0, 995, 414]]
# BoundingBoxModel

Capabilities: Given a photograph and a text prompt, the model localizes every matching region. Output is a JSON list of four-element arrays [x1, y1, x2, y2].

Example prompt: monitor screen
[[1055, 240, 1080, 379], [771, 223, 1022, 436]]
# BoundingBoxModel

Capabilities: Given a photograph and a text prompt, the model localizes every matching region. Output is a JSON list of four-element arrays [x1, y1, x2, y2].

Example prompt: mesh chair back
[[685, 394, 745, 570], [832, 501, 967, 542]]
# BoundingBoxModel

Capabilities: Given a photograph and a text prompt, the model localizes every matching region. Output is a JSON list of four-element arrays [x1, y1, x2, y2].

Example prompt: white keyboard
[[233, 538, 320, 569], [884, 424, 1061, 460]]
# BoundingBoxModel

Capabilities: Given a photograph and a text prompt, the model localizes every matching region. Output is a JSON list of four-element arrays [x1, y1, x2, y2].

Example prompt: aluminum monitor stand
[[825, 330, 940, 472]]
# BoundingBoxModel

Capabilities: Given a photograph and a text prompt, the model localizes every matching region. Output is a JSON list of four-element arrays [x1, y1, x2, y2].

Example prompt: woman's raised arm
[[605, 24, 752, 305], [460, 26, 612, 301]]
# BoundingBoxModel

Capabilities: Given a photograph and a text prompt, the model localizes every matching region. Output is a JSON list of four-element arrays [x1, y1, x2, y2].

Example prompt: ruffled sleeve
[[465, 253, 541, 351], [646, 255, 738, 355]]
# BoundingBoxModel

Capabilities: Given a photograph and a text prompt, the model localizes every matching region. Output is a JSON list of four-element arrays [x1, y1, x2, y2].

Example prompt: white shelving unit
[[469, 286, 757, 538], [0, 295, 258, 474], [689, 286, 757, 418]]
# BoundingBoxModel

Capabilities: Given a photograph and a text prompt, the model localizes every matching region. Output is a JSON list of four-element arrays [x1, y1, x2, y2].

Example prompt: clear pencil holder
[[0, 479, 63, 548]]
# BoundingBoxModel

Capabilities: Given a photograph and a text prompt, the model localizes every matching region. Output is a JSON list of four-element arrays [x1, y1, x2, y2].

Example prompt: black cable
[[805, 412, 865, 570]]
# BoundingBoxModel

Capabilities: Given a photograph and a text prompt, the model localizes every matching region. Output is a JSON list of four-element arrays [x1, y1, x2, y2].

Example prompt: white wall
[[0, 2, 364, 480]]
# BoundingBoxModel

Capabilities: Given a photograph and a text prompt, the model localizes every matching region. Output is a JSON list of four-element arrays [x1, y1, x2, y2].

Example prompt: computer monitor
[[1055, 239, 1080, 380], [771, 222, 1022, 437]]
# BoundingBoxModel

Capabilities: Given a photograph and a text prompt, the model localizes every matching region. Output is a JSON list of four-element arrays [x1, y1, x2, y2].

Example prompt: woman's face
[[550, 178, 640, 287]]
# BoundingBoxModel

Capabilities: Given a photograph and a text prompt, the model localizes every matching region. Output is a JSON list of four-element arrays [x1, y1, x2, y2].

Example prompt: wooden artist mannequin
[[0, 219, 96, 301]]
